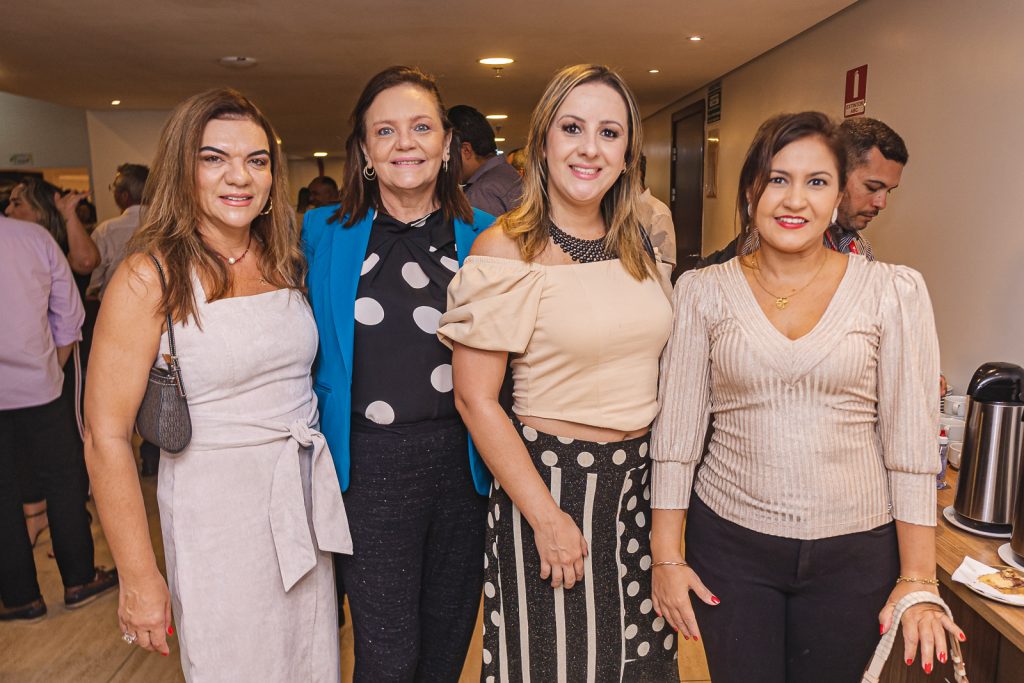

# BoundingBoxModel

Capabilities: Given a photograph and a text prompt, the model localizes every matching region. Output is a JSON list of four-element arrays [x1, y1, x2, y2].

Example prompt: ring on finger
[[122, 631, 138, 645]]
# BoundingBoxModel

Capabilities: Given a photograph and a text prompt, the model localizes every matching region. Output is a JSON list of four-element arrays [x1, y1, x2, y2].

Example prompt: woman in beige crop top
[[437, 65, 676, 681]]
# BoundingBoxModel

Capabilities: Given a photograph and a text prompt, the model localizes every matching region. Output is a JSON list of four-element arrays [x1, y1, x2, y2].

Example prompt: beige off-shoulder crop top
[[437, 255, 672, 431]]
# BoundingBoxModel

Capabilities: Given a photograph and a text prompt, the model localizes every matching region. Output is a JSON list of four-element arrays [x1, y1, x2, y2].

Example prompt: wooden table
[[881, 468, 1024, 682]]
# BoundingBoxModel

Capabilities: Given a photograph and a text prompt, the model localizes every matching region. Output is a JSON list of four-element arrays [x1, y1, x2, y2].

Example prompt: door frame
[[669, 99, 706, 259]]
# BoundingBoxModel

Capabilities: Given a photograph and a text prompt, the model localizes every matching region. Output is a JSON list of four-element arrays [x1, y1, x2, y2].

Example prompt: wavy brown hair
[[128, 88, 302, 326], [335, 65, 472, 226], [15, 178, 67, 249], [499, 64, 654, 281]]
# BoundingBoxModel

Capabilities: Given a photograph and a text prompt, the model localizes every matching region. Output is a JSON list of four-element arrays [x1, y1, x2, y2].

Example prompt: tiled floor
[[1, 455, 710, 682]]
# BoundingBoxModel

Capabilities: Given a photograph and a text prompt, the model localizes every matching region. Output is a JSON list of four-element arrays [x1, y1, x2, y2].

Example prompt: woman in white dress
[[84, 88, 351, 681]]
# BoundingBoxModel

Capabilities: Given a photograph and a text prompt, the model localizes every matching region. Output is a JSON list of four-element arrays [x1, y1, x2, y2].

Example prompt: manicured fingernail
[[958, 632, 966, 642], [162, 652, 169, 657], [683, 635, 689, 640], [710, 595, 720, 605], [655, 610, 662, 617], [906, 658, 914, 666], [924, 662, 932, 674], [693, 635, 699, 642], [167, 626, 174, 636], [879, 624, 884, 634], [938, 652, 947, 664]]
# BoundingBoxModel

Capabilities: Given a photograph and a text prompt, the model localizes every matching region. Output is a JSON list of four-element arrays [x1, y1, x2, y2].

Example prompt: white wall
[[642, 0, 1024, 391], [0, 92, 91, 170], [86, 110, 170, 221]]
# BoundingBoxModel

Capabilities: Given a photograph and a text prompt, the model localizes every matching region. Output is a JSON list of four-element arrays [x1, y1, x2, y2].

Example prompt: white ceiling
[[1, 0, 857, 158]]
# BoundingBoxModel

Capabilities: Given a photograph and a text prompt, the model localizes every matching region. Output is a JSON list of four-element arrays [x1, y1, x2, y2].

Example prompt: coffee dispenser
[[952, 362, 1024, 532]]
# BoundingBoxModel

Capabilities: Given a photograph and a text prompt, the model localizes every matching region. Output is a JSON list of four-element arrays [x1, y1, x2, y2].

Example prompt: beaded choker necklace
[[549, 223, 614, 263]]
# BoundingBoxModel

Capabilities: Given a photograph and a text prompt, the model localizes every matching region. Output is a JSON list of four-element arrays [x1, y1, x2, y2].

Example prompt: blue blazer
[[302, 205, 495, 495]]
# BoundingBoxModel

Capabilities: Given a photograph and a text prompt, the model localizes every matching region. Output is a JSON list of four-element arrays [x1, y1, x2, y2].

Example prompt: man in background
[[308, 176, 339, 208], [698, 116, 908, 266], [448, 105, 522, 217], [87, 163, 149, 300]]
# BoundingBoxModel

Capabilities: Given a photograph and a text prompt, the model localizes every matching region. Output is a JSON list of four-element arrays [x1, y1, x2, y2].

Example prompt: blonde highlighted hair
[[500, 64, 654, 280], [128, 88, 303, 326]]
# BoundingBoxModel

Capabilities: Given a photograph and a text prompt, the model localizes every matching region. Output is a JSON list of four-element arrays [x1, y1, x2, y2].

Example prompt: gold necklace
[[747, 251, 828, 310]]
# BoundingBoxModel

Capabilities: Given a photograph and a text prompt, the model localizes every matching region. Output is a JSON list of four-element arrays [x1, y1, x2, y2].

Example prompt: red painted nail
[[938, 652, 947, 664], [924, 662, 932, 674], [879, 624, 884, 635], [693, 635, 700, 642], [710, 595, 721, 605], [958, 632, 967, 642], [906, 658, 913, 666], [167, 626, 174, 636], [162, 652, 169, 657]]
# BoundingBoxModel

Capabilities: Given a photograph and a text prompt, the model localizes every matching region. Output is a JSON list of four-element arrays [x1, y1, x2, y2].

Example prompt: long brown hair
[[736, 111, 847, 245], [128, 88, 302, 326], [15, 178, 67, 249], [335, 65, 472, 226], [500, 64, 654, 281]]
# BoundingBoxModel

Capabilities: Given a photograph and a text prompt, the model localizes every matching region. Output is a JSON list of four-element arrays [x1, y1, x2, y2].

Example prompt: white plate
[[962, 578, 1024, 607], [942, 506, 1012, 539], [998, 543, 1024, 572]]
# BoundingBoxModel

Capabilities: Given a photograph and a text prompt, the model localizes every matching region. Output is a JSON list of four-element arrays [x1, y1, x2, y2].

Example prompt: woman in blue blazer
[[302, 66, 493, 682]]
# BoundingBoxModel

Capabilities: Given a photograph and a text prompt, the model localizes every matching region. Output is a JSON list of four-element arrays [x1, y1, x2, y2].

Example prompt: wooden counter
[[880, 468, 1024, 682]]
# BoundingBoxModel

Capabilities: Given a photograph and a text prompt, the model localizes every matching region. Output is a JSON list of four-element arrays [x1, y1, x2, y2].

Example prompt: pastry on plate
[[979, 567, 1024, 595]]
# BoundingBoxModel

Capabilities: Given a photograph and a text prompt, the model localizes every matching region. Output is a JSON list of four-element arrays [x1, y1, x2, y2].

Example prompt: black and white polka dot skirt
[[481, 419, 679, 683]]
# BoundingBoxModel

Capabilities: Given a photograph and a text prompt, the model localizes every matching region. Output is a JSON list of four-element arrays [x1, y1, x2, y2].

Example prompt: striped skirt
[[481, 420, 679, 683]]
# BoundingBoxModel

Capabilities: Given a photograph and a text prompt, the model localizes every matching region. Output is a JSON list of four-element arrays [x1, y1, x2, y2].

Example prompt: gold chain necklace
[[747, 251, 828, 310]]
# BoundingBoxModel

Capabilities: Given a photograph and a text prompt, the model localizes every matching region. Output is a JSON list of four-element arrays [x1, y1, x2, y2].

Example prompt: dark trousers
[[686, 494, 899, 683], [339, 421, 487, 683], [0, 397, 95, 606]]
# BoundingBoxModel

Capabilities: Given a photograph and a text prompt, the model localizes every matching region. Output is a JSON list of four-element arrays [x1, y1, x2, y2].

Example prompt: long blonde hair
[[128, 88, 303, 325], [501, 64, 654, 280]]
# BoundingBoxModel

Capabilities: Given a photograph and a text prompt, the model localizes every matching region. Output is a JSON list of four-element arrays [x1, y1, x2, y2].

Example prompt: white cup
[[944, 395, 967, 417], [948, 441, 963, 469]]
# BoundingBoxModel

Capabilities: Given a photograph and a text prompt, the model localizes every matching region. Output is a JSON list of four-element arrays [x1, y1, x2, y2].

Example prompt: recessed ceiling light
[[219, 56, 259, 68], [110, 99, 121, 106], [486, 114, 508, 120], [648, 69, 660, 74], [494, 137, 506, 142], [313, 152, 328, 157], [479, 57, 514, 65], [688, 35, 702, 41]]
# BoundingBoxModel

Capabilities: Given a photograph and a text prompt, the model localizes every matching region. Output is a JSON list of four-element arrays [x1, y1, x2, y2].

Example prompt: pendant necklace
[[209, 233, 252, 265], [549, 222, 614, 263], [747, 251, 827, 310]]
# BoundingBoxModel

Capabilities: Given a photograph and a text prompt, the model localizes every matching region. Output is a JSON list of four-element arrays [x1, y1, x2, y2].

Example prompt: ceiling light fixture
[[486, 114, 508, 120], [110, 99, 121, 106], [313, 152, 328, 157], [219, 56, 259, 68], [479, 57, 514, 65], [648, 69, 660, 74], [688, 35, 702, 41]]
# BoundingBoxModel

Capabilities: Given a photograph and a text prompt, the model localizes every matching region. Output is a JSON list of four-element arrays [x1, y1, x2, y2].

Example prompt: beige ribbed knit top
[[651, 255, 940, 539], [438, 255, 672, 431]]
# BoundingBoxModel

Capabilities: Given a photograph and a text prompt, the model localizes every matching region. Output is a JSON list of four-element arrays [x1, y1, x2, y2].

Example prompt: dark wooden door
[[670, 101, 705, 276]]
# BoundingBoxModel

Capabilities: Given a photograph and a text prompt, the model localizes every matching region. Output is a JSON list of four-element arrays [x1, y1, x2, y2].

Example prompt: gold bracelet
[[652, 561, 688, 568], [896, 576, 939, 586]]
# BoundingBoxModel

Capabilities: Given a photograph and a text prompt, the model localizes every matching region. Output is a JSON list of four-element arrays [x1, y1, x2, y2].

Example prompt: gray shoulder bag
[[135, 254, 192, 454]]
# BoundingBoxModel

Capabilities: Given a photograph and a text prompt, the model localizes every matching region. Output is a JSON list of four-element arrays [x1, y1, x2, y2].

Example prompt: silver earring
[[442, 158, 449, 173], [363, 163, 376, 181], [831, 207, 839, 224], [747, 202, 753, 216], [259, 196, 273, 216]]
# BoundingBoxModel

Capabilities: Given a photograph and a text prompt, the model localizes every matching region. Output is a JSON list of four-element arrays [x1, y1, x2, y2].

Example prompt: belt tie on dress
[[269, 418, 352, 591]]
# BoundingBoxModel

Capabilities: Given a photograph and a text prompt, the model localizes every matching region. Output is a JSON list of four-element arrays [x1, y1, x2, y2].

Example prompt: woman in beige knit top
[[649, 112, 963, 682]]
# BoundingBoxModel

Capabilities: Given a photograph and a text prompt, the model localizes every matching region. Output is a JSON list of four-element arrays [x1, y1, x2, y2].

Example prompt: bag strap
[[148, 254, 187, 399], [861, 591, 967, 683]]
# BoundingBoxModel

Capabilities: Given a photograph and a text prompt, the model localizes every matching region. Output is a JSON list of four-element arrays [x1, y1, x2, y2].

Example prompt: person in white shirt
[[87, 163, 148, 300]]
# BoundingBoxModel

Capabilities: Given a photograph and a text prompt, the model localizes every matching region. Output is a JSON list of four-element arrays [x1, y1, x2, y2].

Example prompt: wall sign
[[9, 153, 33, 166], [844, 65, 868, 118], [707, 82, 722, 124]]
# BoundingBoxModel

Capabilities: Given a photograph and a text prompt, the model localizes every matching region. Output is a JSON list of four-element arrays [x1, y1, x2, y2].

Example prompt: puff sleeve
[[650, 270, 713, 509], [876, 265, 940, 526], [437, 255, 544, 353]]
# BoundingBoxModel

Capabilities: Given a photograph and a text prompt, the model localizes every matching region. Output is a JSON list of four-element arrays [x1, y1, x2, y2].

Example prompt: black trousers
[[0, 396, 95, 606], [686, 494, 899, 683], [339, 421, 487, 683]]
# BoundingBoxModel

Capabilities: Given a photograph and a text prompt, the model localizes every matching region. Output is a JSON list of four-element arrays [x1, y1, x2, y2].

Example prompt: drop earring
[[831, 207, 838, 224], [363, 163, 376, 181], [442, 157, 449, 173]]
